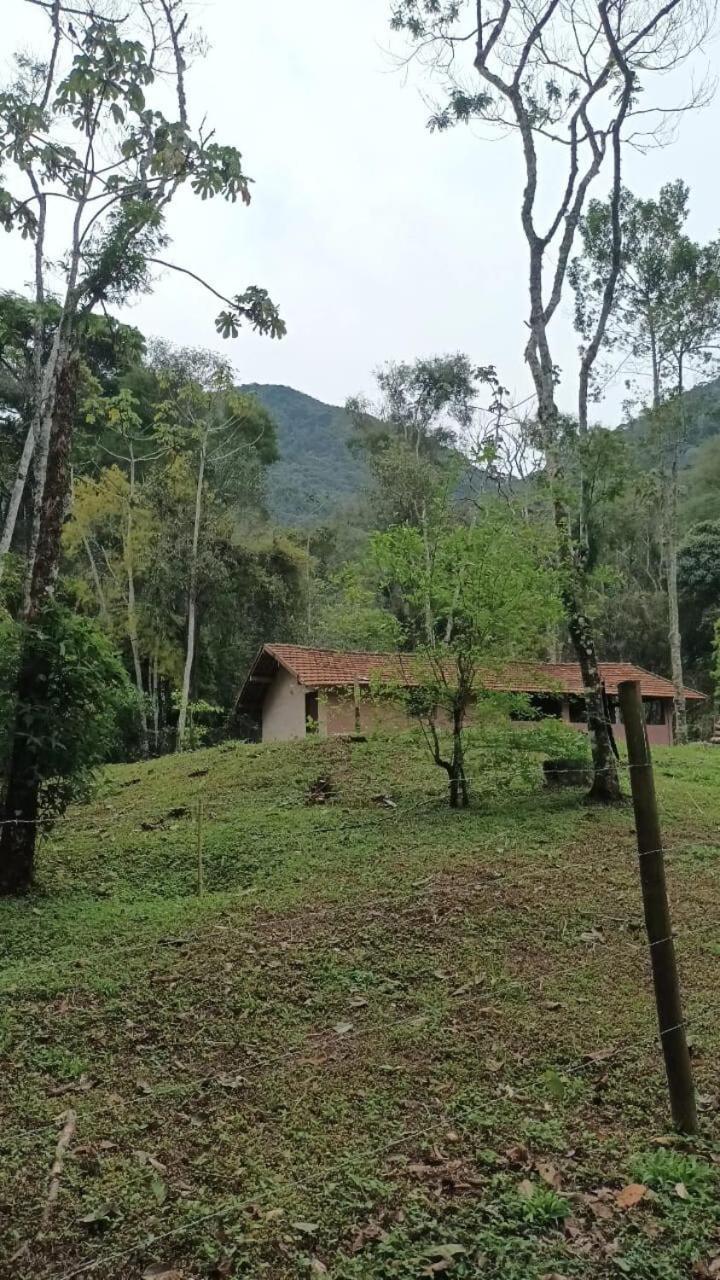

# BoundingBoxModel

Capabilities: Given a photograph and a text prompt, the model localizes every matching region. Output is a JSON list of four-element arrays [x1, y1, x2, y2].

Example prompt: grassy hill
[[241, 384, 370, 525], [3, 732, 720, 1278]]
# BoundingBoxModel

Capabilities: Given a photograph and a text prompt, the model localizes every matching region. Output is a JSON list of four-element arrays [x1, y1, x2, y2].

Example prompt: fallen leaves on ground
[[615, 1182, 648, 1209], [536, 1160, 562, 1189]]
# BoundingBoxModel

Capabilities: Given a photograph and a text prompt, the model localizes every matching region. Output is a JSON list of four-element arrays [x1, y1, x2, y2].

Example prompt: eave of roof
[[235, 643, 705, 715]]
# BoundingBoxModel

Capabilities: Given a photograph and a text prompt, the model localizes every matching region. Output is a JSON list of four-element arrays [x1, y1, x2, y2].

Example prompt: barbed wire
[[3, 818, 717, 989], [3, 853, 717, 1157], [7, 947, 712, 1277], [3, 740, 717, 1270]]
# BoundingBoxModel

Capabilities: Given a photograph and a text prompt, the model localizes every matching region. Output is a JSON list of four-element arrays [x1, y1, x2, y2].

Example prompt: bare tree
[[390, 0, 715, 798]]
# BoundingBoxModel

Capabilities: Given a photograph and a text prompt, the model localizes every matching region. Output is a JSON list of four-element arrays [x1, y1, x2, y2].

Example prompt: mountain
[[623, 375, 720, 461], [246, 376, 720, 528], [241, 384, 370, 525]]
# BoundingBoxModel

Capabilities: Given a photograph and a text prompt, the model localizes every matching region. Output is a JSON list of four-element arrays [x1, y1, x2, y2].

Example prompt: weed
[[630, 1147, 716, 1197], [515, 1184, 571, 1225]]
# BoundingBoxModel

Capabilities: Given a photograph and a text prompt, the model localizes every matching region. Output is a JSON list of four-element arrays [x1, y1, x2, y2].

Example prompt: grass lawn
[[2, 729, 720, 1279]]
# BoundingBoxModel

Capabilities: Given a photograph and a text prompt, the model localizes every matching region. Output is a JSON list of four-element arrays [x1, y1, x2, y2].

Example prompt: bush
[[1, 603, 134, 820], [542, 757, 593, 788]]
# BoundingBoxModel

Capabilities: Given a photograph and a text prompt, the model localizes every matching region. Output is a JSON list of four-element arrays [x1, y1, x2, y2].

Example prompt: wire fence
[[13, 983, 715, 1280]]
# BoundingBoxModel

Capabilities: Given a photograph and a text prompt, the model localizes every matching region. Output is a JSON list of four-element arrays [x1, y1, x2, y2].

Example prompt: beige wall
[[261, 678, 675, 746], [560, 695, 673, 747], [262, 669, 307, 742], [323, 689, 414, 737]]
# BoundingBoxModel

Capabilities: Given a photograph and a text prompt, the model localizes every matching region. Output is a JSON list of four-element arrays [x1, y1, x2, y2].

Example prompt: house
[[236, 643, 704, 746]]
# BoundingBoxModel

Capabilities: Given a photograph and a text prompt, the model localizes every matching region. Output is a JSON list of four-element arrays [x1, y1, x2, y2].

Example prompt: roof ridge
[[266, 642, 396, 658], [266, 647, 660, 672]]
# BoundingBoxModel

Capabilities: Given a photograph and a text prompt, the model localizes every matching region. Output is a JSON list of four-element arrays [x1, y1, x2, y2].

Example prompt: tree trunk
[[0, 186, 50, 586], [450, 709, 469, 809], [0, 355, 79, 894], [650, 326, 661, 411], [150, 648, 160, 754], [420, 501, 435, 648], [664, 457, 687, 744], [0, 421, 36, 582], [0, 645, 45, 893], [176, 434, 206, 750], [23, 324, 71, 612], [536, 411, 622, 803], [566, 601, 621, 801], [82, 534, 108, 618], [125, 449, 149, 758]]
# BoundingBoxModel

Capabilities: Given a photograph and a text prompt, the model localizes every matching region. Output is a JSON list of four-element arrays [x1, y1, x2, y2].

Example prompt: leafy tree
[[309, 566, 404, 652], [147, 343, 277, 748], [682, 435, 720, 528], [0, 292, 145, 569], [0, 1, 284, 892], [573, 182, 720, 740], [678, 521, 720, 676], [0, 602, 132, 892], [390, 0, 711, 798], [347, 355, 491, 532], [63, 345, 291, 755], [573, 183, 720, 408], [371, 507, 559, 808]]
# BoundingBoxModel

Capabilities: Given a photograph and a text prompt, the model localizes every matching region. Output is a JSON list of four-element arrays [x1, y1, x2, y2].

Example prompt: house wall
[[325, 689, 674, 745], [559, 696, 673, 747], [261, 679, 676, 746], [261, 669, 307, 742], [323, 690, 414, 737]]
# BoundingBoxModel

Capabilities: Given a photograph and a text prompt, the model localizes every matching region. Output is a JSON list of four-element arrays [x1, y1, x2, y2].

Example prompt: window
[[570, 694, 620, 725], [568, 696, 586, 723], [510, 693, 563, 721], [643, 698, 666, 725], [615, 698, 665, 726]]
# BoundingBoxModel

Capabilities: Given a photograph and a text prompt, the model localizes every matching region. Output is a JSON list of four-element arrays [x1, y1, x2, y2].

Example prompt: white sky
[[2, 0, 719, 424]]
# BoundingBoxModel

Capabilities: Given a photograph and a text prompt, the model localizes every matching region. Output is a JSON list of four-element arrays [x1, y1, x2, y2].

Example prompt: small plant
[[630, 1147, 715, 1197], [517, 1184, 571, 1226], [540, 1068, 585, 1103]]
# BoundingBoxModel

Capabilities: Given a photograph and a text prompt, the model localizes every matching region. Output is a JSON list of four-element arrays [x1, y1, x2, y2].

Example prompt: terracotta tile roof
[[238, 644, 704, 707]]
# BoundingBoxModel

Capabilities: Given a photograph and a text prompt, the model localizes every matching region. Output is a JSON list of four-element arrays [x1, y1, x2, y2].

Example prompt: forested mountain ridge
[[247, 377, 720, 526], [624, 375, 720, 459], [241, 384, 370, 524]]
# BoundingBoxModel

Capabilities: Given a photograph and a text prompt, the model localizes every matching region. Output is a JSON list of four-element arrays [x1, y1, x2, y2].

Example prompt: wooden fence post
[[618, 679, 697, 1134]]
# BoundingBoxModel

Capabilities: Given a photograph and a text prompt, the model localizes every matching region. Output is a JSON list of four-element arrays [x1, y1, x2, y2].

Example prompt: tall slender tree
[[573, 183, 720, 739], [147, 343, 277, 749], [390, 0, 714, 797], [0, 1, 284, 893]]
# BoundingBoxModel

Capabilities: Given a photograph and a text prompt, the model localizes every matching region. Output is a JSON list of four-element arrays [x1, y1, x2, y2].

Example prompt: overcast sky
[[2, 0, 719, 423]]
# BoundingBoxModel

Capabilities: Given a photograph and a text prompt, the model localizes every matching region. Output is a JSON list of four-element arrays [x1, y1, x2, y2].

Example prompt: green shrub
[[1, 602, 134, 820]]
